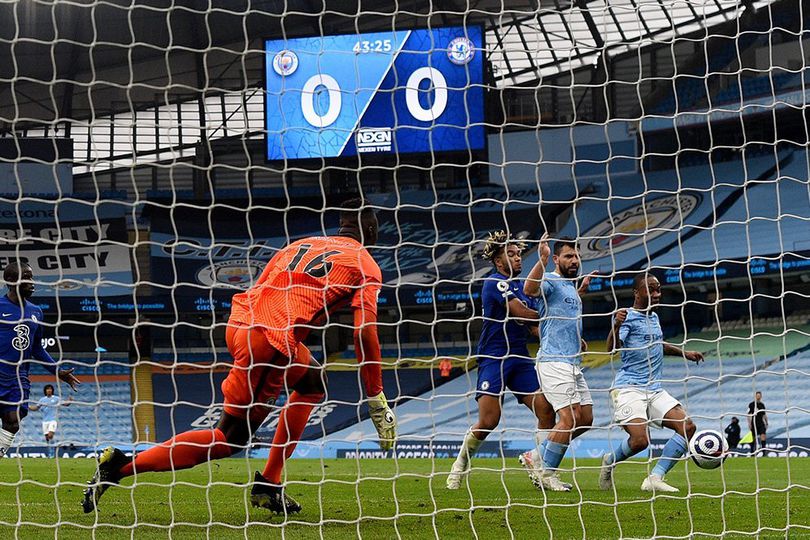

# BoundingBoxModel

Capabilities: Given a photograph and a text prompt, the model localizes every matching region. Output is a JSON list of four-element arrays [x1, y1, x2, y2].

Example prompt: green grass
[[0, 457, 809, 539]]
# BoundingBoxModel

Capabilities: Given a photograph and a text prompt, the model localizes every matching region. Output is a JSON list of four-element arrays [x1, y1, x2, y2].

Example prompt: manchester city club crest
[[447, 37, 475, 65], [197, 259, 266, 289], [621, 406, 633, 419], [272, 50, 299, 76], [579, 193, 701, 261]]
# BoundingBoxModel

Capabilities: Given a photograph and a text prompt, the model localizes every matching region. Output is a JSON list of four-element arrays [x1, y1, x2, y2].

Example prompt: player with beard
[[0, 262, 80, 458], [523, 237, 593, 491]]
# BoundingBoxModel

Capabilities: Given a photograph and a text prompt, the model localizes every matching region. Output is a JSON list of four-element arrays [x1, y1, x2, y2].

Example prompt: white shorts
[[537, 361, 593, 411], [42, 421, 57, 435], [611, 388, 681, 428]]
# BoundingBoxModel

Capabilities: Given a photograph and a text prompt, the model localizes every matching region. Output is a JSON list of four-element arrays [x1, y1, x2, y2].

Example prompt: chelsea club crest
[[447, 37, 475, 65]]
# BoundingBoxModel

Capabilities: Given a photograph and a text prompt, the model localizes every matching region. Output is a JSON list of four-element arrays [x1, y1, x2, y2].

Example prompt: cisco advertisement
[[265, 26, 485, 160]]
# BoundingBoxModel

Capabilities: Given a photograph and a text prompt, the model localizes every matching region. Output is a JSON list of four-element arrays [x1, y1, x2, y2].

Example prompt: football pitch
[[0, 457, 808, 539]]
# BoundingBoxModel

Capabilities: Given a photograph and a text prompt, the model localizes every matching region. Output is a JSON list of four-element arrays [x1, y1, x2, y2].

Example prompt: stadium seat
[[17, 381, 133, 447]]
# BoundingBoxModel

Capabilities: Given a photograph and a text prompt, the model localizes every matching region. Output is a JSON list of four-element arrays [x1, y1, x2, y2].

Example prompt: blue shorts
[[0, 379, 29, 416], [476, 359, 540, 402]]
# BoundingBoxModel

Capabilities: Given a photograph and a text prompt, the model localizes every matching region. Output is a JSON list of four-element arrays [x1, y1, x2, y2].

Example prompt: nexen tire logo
[[579, 193, 701, 261], [356, 128, 392, 153]]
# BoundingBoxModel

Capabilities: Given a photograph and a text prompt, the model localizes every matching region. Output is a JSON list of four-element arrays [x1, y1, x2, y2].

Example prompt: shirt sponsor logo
[[12, 324, 30, 351]]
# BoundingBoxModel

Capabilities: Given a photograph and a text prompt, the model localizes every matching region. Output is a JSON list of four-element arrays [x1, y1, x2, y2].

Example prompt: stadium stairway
[[131, 362, 156, 443], [652, 146, 810, 268], [16, 354, 134, 447], [17, 378, 133, 447], [325, 325, 810, 445]]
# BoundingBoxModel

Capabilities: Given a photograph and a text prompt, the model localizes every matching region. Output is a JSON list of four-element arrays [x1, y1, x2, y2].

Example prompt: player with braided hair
[[446, 230, 555, 490]]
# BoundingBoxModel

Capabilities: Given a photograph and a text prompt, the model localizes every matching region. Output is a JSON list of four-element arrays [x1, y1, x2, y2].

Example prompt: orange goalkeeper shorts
[[221, 321, 313, 424]]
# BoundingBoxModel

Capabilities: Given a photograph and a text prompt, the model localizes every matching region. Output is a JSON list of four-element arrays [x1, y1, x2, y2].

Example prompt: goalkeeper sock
[[540, 439, 568, 470], [607, 439, 638, 465], [456, 430, 483, 467], [0, 428, 15, 458], [120, 428, 231, 477], [264, 391, 323, 484], [651, 433, 688, 477]]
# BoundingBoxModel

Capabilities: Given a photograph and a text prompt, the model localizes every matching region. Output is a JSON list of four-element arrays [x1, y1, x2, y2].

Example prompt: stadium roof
[[0, 0, 789, 126], [487, 0, 781, 85]]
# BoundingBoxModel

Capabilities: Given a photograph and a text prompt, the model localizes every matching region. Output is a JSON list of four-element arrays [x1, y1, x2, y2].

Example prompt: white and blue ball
[[689, 429, 729, 469]]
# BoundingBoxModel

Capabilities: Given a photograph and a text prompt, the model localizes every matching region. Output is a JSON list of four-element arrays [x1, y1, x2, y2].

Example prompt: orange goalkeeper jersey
[[229, 235, 382, 358]]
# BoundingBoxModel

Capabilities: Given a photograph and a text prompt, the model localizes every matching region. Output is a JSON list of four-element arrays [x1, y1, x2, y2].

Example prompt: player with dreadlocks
[[447, 230, 555, 490]]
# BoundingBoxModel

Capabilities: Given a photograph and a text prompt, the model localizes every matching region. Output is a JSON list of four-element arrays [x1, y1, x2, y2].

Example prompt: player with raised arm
[[523, 236, 594, 491], [29, 384, 72, 457], [82, 199, 397, 515], [599, 274, 704, 493], [446, 231, 554, 490], [0, 262, 80, 458]]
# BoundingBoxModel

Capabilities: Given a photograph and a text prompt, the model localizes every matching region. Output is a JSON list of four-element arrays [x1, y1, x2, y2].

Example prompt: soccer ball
[[689, 430, 729, 469]]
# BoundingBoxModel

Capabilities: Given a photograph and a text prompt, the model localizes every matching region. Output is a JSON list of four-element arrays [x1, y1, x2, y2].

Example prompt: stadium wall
[[487, 121, 637, 188]]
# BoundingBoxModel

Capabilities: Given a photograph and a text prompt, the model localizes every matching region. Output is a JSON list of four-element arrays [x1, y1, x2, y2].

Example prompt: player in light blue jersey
[[523, 236, 594, 491], [447, 231, 554, 490], [599, 274, 704, 493], [29, 384, 72, 457], [0, 262, 80, 458]]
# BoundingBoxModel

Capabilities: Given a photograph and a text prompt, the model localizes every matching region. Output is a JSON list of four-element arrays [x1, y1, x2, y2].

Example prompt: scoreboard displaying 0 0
[[264, 26, 485, 160]]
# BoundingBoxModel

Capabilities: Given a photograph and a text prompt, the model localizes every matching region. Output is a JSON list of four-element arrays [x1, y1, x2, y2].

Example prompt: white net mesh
[[0, 0, 809, 537]]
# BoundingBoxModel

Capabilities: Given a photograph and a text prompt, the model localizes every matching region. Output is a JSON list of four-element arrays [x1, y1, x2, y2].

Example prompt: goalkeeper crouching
[[82, 199, 397, 515]]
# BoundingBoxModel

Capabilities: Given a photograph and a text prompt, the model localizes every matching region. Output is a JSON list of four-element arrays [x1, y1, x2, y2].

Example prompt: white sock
[[456, 430, 483, 466], [0, 429, 16, 458], [530, 429, 550, 462]]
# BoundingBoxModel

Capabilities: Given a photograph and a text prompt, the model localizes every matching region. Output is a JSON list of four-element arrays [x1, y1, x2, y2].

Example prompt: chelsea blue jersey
[[477, 272, 535, 363], [536, 272, 583, 365], [0, 295, 56, 385], [613, 308, 665, 391]]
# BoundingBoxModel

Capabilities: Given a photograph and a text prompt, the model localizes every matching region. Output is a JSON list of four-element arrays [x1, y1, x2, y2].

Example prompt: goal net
[[0, 0, 809, 537]]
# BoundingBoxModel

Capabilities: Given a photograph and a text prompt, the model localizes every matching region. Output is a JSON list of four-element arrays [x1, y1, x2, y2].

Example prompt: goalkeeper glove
[[368, 392, 397, 451]]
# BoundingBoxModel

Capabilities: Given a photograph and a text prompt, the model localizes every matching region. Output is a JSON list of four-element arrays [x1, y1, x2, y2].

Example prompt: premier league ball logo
[[272, 50, 299, 76], [447, 37, 475, 65]]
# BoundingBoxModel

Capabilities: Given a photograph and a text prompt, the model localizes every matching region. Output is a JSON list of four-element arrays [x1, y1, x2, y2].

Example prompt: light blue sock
[[651, 433, 688, 477], [540, 440, 569, 470], [607, 439, 638, 465]]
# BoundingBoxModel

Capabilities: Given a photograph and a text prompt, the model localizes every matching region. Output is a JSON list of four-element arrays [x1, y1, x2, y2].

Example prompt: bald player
[[83, 199, 397, 515], [0, 262, 80, 458]]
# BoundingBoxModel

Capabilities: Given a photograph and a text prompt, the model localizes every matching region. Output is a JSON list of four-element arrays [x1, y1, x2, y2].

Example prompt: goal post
[[0, 0, 809, 537]]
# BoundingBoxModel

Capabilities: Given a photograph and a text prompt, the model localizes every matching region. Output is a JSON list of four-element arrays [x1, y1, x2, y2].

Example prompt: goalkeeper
[[83, 199, 397, 515]]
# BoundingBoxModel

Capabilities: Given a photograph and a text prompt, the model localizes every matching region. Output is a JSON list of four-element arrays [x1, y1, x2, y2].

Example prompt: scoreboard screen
[[264, 26, 485, 160]]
